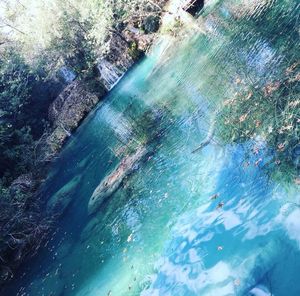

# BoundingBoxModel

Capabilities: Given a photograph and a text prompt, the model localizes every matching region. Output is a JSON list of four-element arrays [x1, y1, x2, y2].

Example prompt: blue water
[[3, 0, 300, 295]]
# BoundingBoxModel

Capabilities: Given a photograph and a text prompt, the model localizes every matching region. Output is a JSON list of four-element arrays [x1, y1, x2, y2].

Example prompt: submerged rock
[[47, 175, 82, 215], [88, 146, 147, 214]]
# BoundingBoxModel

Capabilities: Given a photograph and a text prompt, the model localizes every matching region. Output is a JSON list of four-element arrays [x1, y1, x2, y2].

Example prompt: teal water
[[3, 0, 300, 295]]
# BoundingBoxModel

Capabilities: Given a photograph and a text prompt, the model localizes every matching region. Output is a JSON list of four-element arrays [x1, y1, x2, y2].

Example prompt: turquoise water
[[3, 0, 300, 295]]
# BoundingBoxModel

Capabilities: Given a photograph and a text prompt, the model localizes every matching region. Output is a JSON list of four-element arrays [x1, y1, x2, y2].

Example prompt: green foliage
[[218, 62, 300, 183], [0, 47, 57, 278], [128, 41, 143, 60], [0, 50, 35, 184], [0, 0, 158, 78], [0, 48, 61, 184], [46, 5, 98, 79], [0, 50, 31, 118]]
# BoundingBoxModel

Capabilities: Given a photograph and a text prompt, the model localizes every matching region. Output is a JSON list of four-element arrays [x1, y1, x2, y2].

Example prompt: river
[[3, 0, 300, 295]]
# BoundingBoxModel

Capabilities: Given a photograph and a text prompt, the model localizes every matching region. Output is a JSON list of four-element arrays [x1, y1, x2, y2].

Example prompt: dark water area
[[185, 0, 205, 16], [2, 0, 300, 295]]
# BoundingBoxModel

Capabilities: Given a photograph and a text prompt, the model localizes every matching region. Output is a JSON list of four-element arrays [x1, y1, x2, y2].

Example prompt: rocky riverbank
[[0, 0, 207, 286], [0, 0, 169, 285], [39, 1, 172, 162]]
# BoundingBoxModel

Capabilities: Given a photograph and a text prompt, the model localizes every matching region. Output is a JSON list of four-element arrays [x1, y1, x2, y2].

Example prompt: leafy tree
[[0, 49, 35, 183]]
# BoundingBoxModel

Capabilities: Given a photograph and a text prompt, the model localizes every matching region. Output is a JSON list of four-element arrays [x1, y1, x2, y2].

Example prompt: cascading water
[[3, 0, 299, 295], [97, 59, 126, 90]]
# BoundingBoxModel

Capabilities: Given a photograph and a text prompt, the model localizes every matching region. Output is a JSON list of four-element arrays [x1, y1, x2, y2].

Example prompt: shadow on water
[[185, 0, 205, 16]]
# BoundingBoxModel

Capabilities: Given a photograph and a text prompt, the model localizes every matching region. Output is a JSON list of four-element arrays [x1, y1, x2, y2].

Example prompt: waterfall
[[97, 32, 135, 91], [97, 59, 125, 91]]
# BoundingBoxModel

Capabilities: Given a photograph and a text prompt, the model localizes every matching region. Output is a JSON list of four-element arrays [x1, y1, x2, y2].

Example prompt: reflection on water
[[3, 0, 300, 295]]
